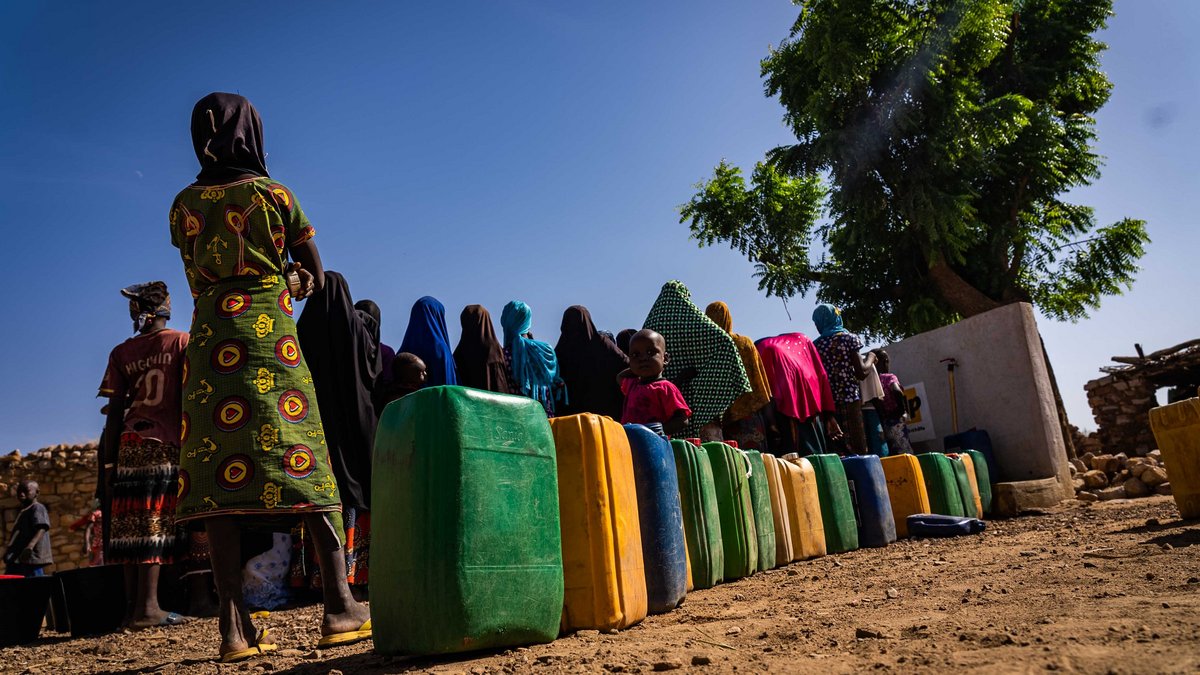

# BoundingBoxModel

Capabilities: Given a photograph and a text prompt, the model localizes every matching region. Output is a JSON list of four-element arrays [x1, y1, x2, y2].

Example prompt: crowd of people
[[2, 92, 911, 663]]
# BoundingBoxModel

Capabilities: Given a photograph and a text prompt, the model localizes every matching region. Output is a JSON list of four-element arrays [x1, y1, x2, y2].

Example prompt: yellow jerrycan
[[550, 414, 648, 631], [761, 453, 794, 566], [1149, 389, 1200, 519], [880, 454, 931, 538], [779, 455, 827, 560]]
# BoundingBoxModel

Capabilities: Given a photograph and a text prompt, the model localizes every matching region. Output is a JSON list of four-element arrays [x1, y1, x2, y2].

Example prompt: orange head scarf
[[705, 301, 771, 421]]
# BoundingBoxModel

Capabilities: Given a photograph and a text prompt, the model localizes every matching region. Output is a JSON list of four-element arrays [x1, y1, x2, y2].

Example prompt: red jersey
[[620, 377, 691, 426], [99, 329, 190, 445]]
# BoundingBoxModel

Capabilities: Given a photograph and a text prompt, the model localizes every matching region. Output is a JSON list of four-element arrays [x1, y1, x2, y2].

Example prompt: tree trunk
[[925, 256, 1077, 461], [926, 257, 1003, 318]]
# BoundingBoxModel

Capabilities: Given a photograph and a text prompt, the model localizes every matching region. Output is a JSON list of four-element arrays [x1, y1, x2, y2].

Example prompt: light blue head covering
[[812, 303, 847, 340], [501, 300, 566, 409]]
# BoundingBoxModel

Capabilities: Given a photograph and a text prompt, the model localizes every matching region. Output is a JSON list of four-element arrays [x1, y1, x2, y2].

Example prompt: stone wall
[[1084, 372, 1158, 456], [0, 444, 99, 572]]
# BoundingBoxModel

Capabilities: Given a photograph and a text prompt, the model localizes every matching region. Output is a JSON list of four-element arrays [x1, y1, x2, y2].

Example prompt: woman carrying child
[[642, 281, 749, 440]]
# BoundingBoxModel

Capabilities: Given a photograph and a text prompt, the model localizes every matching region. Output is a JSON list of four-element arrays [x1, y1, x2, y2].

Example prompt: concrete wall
[[885, 302, 1073, 498]]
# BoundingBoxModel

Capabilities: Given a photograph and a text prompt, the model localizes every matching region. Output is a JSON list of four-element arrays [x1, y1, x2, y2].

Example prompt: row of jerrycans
[[368, 386, 994, 656], [370, 388, 692, 655], [674, 440, 828, 589]]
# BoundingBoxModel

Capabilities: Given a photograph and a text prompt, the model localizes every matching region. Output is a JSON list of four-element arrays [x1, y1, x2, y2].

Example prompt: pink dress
[[755, 333, 835, 421]]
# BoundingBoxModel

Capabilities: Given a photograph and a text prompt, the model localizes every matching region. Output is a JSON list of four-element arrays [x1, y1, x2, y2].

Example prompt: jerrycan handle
[[738, 449, 754, 479]]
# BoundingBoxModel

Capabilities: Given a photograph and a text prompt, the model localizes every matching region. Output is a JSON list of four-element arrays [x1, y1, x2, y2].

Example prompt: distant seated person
[[381, 352, 427, 407], [3, 480, 52, 577], [618, 329, 692, 437]]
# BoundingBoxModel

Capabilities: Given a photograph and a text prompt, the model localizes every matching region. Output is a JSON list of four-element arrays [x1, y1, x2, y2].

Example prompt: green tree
[[681, 0, 1148, 342]]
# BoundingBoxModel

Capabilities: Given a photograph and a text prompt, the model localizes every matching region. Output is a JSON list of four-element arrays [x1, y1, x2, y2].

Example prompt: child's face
[[628, 333, 668, 379], [17, 482, 37, 505], [398, 363, 427, 389]]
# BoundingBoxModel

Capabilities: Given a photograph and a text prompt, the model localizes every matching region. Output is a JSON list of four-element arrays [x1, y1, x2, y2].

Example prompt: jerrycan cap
[[781, 453, 800, 460], [724, 440, 740, 449], [685, 438, 702, 446]]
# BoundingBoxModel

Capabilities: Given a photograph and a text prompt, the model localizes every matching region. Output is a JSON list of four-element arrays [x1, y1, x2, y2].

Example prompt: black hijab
[[555, 305, 628, 419], [354, 299, 382, 347], [296, 271, 382, 510], [616, 328, 637, 356], [453, 305, 511, 395], [191, 92, 269, 186]]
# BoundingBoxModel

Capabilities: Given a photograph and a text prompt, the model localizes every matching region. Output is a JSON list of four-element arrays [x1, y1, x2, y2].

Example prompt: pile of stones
[[1070, 449, 1171, 502]]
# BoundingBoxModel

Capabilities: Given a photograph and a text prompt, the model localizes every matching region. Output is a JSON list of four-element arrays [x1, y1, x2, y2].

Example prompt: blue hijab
[[399, 296, 458, 386], [812, 303, 847, 340], [501, 300, 566, 409]]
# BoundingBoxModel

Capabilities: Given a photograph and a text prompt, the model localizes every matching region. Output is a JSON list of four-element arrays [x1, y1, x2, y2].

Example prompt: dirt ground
[[4, 495, 1199, 674]]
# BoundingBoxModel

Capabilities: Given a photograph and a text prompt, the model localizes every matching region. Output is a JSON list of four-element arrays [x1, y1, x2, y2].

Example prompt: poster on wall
[[904, 381, 936, 443]]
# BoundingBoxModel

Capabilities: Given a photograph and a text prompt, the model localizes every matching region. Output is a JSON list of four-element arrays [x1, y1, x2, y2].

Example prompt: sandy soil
[[4, 495, 1199, 674]]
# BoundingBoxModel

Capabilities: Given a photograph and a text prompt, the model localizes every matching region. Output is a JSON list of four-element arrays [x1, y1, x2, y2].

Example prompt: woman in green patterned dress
[[172, 92, 370, 662]]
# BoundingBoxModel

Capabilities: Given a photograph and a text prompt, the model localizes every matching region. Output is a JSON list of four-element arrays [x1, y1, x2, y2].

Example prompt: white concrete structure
[[884, 302, 1073, 507]]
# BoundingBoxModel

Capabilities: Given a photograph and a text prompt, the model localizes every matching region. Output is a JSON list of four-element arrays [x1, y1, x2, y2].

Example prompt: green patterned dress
[[170, 177, 340, 526]]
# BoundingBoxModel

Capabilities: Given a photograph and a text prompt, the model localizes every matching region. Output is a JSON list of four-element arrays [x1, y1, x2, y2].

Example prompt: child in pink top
[[618, 329, 691, 436]]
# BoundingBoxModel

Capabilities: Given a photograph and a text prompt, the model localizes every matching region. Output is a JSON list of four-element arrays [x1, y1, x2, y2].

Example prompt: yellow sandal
[[317, 619, 372, 648], [219, 628, 276, 663]]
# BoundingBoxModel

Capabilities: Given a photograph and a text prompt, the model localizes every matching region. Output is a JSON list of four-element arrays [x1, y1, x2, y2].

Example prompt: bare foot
[[218, 611, 258, 657], [320, 601, 371, 637], [130, 609, 192, 629]]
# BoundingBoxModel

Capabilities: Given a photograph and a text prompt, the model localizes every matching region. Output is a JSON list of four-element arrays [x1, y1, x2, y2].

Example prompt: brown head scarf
[[705, 301, 771, 421], [191, 92, 269, 185], [121, 281, 171, 334], [554, 305, 628, 419], [453, 305, 511, 394]]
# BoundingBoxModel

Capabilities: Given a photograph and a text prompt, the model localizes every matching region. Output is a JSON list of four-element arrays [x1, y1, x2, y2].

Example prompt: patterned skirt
[[288, 507, 370, 589], [176, 275, 341, 525], [109, 433, 181, 565]]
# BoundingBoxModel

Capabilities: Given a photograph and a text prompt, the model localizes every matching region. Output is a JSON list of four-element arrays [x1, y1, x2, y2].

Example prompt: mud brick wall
[[1084, 373, 1158, 456], [0, 444, 99, 572]]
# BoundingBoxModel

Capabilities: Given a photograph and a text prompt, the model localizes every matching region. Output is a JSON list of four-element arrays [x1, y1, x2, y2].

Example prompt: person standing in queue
[[169, 92, 369, 662], [297, 271, 382, 591], [555, 305, 627, 419], [812, 304, 873, 455], [98, 281, 192, 627], [453, 305, 510, 395]]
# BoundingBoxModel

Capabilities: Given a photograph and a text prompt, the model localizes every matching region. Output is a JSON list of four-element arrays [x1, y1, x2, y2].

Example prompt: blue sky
[[0, 2, 1196, 452]]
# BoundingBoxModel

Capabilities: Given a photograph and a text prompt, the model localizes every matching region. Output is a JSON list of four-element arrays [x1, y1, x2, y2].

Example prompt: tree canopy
[[681, 0, 1148, 341]]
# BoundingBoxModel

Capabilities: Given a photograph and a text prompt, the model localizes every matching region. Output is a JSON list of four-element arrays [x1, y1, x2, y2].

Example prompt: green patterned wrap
[[177, 274, 340, 524]]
